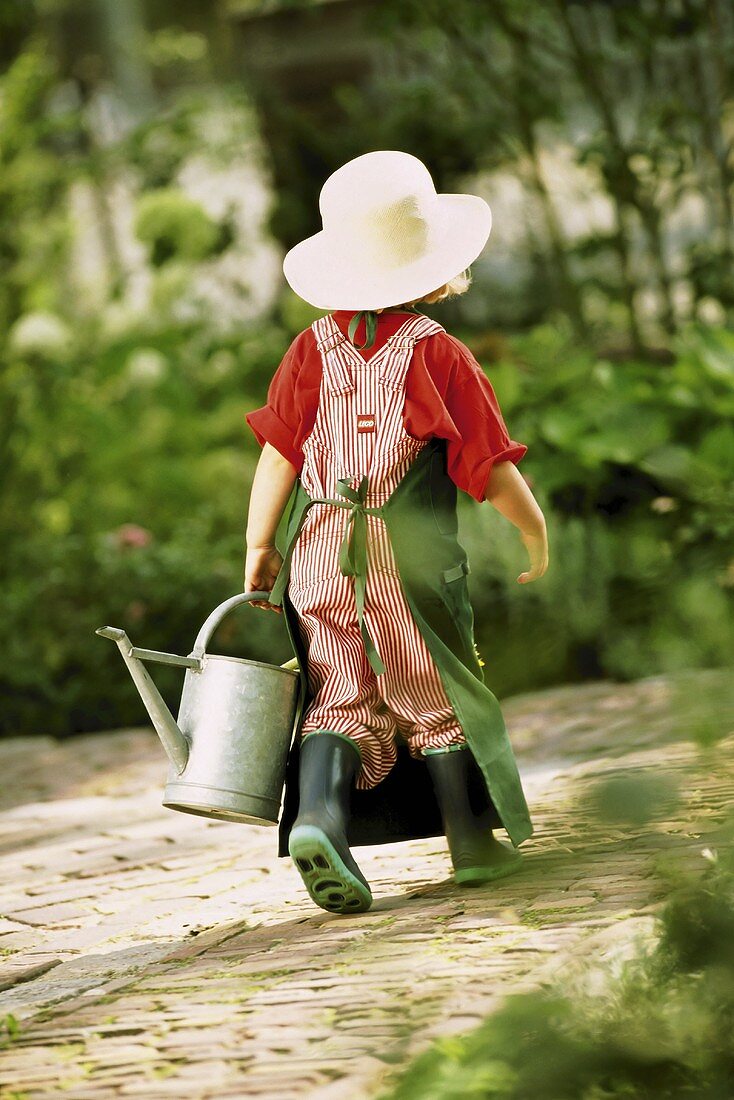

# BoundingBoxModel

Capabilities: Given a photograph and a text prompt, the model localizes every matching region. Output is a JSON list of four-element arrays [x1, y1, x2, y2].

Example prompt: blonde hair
[[380, 269, 472, 311]]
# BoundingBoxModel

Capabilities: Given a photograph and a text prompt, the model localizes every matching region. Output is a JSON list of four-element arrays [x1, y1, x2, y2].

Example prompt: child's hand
[[518, 527, 549, 584], [244, 546, 284, 612]]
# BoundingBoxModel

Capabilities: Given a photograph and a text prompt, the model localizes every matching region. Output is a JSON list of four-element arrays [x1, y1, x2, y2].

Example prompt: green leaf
[[639, 445, 693, 484], [698, 424, 734, 476]]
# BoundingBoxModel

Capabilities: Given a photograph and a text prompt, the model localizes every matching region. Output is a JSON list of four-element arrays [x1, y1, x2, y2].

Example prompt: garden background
[[2, 0, 733, 737]]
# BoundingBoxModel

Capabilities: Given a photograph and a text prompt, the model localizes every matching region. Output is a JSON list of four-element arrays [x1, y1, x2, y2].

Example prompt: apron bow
[[268, 475, 386, 676], [333, 475, 385, 675]]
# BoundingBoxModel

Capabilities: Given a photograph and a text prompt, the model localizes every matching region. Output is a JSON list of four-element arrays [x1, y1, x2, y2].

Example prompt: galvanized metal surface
[[96, 592, 302, 826], [129, 646, 201, 670]]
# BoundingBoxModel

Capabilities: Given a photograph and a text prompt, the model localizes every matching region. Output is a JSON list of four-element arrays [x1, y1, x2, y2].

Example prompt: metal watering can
[[95, 592, 302, 826]]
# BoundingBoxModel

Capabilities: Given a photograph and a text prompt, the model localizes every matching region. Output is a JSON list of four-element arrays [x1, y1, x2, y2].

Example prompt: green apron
[[269, 435, 534, 856]]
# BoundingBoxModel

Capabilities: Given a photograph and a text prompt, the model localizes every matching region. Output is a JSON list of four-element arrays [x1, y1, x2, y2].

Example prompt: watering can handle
[[190, 591, 285, 662]]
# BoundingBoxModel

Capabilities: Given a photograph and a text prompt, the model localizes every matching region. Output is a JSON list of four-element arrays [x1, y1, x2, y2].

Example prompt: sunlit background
[[2, 0, 733, 737]]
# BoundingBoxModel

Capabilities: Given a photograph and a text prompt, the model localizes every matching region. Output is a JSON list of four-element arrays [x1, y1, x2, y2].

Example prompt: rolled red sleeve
[[245, 337, 303, 472], [444, 350, 528, 503]]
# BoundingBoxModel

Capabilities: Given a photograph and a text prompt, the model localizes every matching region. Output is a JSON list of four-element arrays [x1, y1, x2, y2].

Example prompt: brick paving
[[0, 670, 731, 1099]]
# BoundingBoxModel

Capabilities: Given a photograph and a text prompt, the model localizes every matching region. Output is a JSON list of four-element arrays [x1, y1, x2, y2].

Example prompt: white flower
[[8, 312, 72, 355], [126, 348, 168, 384]]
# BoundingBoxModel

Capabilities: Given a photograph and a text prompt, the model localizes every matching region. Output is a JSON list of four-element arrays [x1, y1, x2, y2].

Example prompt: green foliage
[[276, 287, 324, 338], [0, 308, 295, 736], [379, 842, 734, 1100], [0, 26, 296, 735], [460, 322, 734, 694], [0, 1014, 20, 1043], [470, 319, 734, 686], [134, 188, 227, 266], [0, 42, 74, 329]]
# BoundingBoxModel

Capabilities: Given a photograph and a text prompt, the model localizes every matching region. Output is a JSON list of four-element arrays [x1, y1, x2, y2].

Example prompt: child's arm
[[484, 461, 549, 584], [244, 442, 298, 612]]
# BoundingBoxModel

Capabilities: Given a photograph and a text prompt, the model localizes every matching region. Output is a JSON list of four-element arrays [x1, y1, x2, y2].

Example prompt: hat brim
[[282, 193, 492, 311]]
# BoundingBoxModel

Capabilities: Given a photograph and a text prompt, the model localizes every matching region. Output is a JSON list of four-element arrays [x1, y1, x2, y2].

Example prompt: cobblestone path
[[0, 670, 731, 1098]]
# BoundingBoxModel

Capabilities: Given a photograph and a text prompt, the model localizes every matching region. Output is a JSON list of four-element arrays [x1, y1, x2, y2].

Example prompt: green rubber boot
[[288, 730, 373, 914], [424, 743, 523, 885]]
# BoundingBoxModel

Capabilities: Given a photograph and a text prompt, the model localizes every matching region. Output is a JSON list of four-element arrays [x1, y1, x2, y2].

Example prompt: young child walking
[[244, 151, 548, 916]]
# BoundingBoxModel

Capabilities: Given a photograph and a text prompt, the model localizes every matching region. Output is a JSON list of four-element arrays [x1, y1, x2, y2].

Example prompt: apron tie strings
[[268, 476, 386, 677], [332, 476, 385, 677]]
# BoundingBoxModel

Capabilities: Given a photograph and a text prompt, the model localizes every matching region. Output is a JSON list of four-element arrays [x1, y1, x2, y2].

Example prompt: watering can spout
[[95, 625, 191, 773]]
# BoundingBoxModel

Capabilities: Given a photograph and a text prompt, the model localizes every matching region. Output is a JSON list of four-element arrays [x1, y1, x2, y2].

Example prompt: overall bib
[[287, 312, 467, 790]]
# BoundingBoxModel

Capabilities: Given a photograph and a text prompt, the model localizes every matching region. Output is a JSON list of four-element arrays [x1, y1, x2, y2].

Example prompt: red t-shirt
[[245, 310, 527, 503]]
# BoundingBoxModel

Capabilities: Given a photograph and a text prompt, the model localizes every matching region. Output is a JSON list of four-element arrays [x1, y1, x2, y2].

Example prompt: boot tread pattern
[[289, 825, 372, 913]]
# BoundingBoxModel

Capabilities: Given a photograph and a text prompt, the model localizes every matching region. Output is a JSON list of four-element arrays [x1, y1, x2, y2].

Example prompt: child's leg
[[289, 571, 402, 790], [424, 747, 523, 883], [361, 570, 467, 758], [289, 730, 373, 913]]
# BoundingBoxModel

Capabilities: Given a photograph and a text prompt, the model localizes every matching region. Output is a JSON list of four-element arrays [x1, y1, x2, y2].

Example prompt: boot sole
[[454, 855, 524, 885], [289, 824, 373, 914]]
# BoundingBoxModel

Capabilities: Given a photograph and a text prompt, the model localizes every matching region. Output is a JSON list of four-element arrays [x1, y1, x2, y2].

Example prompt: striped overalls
[[288, 312, 467, 790]]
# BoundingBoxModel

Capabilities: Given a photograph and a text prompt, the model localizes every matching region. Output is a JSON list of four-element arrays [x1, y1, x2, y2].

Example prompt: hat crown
[[281, 148, 492, 311], [319, 151, 440, 269]]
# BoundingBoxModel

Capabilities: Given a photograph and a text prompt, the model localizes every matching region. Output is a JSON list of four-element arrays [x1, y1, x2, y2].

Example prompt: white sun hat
[[282, 150, 492, 311]]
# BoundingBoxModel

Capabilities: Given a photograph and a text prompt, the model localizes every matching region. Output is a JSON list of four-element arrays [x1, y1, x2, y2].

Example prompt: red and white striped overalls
[[288, 311, 467, 790]]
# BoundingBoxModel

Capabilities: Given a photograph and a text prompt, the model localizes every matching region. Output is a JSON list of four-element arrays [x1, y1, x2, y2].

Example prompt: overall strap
[[311, 312, 445, 396], [378, 313, 445, 391], [312, 315, 354, 395]]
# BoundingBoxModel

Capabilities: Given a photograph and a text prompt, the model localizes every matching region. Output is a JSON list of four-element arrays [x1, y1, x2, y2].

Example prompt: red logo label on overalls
[[357, 414, 375, 433]]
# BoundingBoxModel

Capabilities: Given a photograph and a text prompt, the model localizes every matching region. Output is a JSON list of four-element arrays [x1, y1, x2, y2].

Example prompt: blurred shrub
[[4, 519, 294, 738], [462, 321, 734, 695], [0, 310, 294, 736], [134, 188, 228, 266], [582, 770, 683, 828], [379, 838, 734, 1100]]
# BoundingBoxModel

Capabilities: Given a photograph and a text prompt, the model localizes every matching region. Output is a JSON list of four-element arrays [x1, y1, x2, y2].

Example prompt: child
[[244, 151, 548, 916]]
